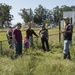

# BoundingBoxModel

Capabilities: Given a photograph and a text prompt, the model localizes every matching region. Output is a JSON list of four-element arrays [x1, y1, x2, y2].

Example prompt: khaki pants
[[28, 37, 33, 47]]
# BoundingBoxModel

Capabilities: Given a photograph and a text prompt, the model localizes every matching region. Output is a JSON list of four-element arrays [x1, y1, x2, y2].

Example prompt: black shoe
[[47, 49, 50, 52], [67, 52, 71, 60], [63, 54, 67, 59], [67, 55, 71, 60]]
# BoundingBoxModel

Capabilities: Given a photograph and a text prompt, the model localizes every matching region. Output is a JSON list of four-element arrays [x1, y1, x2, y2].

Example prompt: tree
[[19, 8, 33, 23], [19, 4, 75, 26], [0, 3, 13, 27], [53, 5, 72, 23], [53, 6, 60, 23], [34, 4, 51, 24], [71, 6, 75, 11], [60, 5, 72, 12], [59, 5, 73, 21]]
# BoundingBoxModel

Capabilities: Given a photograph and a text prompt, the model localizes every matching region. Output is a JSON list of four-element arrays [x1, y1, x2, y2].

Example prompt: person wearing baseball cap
[[60, 17, 73, 60], [63, 17, 70, 28]]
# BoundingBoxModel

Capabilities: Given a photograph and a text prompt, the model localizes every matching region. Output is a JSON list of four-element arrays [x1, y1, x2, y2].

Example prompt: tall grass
[[0, 27, 75, 75]]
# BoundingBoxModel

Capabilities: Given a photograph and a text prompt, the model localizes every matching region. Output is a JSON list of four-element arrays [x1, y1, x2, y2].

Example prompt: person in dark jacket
[[60, 17, 73, 60], [39, 23, 49, 51], [26, 23, 38, 47]]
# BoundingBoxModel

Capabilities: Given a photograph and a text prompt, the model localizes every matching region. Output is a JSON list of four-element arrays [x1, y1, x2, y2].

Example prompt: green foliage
[[19, 4, 75, 24], [0, 28, 75, 75], [0, 3, 13, 27], [19, 8, 33, 23]]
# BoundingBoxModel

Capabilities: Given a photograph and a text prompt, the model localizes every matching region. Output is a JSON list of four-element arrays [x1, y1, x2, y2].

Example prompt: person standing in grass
[[26, 23, 38, 47], [23, 36, 29, 54], [60, 17, 73, 60], [12, 23, 22, 58], [6, 26, 14, 49], [39, 23, 49, 51]]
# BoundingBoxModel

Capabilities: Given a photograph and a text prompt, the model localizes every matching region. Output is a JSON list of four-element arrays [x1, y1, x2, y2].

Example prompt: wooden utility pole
[[59, 20, 61, 42]]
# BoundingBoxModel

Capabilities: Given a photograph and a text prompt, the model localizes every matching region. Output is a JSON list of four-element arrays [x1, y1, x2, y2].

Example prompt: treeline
[[19, 5, 75, 24], [0, 3, 75, 27], [0, 3, 13, 27]]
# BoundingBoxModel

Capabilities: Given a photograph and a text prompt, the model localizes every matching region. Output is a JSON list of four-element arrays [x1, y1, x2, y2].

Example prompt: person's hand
[[37, 36, 39, 38], [47, 37, 49, 40], [15, 41, 18, 44], [46, 37, 49, 40], [14, 40, 17, 44], [38, 35, 41, 38], [60, 30, 65, 33]]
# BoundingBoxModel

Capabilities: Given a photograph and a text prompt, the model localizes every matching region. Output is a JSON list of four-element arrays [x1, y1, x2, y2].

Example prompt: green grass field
[[0, 27, 75, 75]]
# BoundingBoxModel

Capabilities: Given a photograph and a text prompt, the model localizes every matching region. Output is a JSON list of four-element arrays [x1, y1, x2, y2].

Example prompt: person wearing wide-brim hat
[[60, 17, 73, 60]]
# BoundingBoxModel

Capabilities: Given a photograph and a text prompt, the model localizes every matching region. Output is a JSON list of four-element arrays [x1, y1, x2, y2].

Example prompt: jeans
[[63, 40, 71, 59], [8, 39, 14, 49], [41, 37, 49, 51], [15, 42, 22, 57]]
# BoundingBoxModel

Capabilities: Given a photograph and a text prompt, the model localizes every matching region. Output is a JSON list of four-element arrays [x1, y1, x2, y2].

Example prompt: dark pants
[[41, 37, 49, 51], [15, 42, 22, 56]]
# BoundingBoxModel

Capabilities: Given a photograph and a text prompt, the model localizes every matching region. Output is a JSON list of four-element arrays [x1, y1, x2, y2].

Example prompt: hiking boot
[[63, 54, 67, 59]]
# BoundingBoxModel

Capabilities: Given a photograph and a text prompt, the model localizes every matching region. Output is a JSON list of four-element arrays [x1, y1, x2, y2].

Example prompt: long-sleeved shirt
[[13, 28, 22, 43], [26, 29, 38, 39]]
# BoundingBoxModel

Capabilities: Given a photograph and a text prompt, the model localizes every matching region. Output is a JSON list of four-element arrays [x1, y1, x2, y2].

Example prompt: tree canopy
[[19, 4, 75, 25], [0, 3, 75, 27], [0, 3, 13, 28], [19, 8, 33, 23]]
